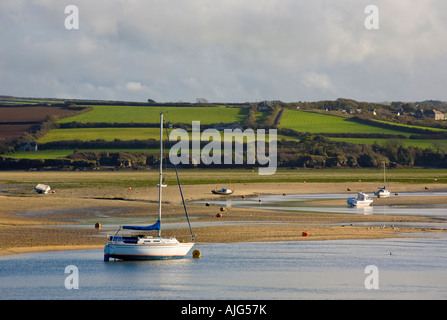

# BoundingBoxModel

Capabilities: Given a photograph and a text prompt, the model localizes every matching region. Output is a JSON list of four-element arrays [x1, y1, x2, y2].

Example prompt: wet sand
[[1, 180, 446, 255]]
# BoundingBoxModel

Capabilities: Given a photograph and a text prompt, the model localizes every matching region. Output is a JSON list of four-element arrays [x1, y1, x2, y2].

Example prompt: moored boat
[[211, 187, 233, 195], [374, 186, 390, 198], [347, 192, 373, 207], [104, 112, 194, 261], [374, 163, 391, 198]]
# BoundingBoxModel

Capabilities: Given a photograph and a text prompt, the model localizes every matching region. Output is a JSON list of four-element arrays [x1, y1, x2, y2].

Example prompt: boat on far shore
[[374, 186, 390, 198], [347, 192, 373, 207]]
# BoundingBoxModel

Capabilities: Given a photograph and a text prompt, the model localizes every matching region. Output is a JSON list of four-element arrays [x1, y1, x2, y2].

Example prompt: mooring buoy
[[193, 249, 201, 259]]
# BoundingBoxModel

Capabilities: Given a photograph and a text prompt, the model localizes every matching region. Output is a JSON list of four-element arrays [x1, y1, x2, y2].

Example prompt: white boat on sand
[[347, 192, 373, 207], [104, 112, 194, 261]]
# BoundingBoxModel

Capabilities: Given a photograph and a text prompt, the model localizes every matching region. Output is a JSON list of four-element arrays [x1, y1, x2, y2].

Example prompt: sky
[[1, 0, 446, 103]]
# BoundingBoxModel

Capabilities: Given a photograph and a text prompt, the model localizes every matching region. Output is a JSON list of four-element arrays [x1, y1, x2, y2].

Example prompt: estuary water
[[197, 192, 447, 219], [1, 235, 446, 300], [1, 192, 446, 301]]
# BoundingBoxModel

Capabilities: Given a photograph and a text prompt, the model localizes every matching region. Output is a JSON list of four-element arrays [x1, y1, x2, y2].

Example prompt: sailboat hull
[[347, 198, 373, 207], [104, 241, 194, 260], [374, 190, 390, 198]]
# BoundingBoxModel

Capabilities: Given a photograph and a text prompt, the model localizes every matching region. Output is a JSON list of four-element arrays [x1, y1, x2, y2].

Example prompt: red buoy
[[302, 232, 309, 237]]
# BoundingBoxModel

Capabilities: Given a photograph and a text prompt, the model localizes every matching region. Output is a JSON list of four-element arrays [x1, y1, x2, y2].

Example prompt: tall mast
[[158, 112, 163, 237]]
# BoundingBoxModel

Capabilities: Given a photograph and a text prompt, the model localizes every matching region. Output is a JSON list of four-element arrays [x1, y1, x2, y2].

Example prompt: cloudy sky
[[1, 0, 446, 103]]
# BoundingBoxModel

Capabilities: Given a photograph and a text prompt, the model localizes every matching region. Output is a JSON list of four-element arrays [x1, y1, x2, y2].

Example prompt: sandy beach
[[1, 174, 446, 255]]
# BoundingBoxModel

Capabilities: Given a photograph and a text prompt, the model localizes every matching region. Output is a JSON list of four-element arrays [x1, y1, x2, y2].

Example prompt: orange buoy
[[216, 213, 223, 218], [302, 232, 309, 237]]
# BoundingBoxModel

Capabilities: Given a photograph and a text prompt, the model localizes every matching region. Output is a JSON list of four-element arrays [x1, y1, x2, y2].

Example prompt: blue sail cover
[[123, 220, 160, 231]]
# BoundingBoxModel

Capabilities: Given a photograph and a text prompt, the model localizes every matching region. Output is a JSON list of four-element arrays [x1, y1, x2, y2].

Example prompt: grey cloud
[[1, 0, 446, 102]]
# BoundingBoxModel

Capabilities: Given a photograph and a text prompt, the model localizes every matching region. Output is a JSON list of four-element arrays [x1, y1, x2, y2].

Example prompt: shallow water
[[196, 192, 447, 219], [0, 235, 446, 300], [2, 192, 446, 301]]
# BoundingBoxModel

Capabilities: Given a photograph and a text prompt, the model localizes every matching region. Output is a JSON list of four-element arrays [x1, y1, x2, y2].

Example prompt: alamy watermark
[[169, 121, 277, 175], [364, 265, 379, 290], [64, 5, 79, 30], [64, 265, 79, 289], [364, 5, 379, 30], [64, 5, 379, 31]]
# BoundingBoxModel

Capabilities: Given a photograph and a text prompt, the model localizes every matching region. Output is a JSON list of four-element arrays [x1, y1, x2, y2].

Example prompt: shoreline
[[1, 181, 447, 256]]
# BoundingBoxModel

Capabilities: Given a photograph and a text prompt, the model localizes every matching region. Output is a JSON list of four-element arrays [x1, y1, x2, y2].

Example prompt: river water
[[1, 193, 446, 301], [197, 192, 447, 219], [1, 235, 446, 300]]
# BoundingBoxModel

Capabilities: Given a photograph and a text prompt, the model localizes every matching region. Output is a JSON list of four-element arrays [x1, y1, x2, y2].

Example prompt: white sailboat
[[347, 192, 373, 207], [104, 112, 195, 261], [374, 163, 391, 198], [374, 186, 390, 198]]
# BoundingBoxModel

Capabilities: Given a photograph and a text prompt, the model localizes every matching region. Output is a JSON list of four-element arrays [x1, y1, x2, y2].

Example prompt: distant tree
[[196, 98, 209, 104]]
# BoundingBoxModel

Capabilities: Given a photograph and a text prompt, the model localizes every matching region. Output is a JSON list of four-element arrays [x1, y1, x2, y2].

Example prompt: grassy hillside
[[3, 100, 447, 169], [279, 110, 447, 149], [279, 110, 410, 136], [38, 127, 161, 143]]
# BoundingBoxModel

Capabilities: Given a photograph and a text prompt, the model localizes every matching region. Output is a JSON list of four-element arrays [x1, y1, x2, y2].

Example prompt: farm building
[[425, 110, 446, 120], [415, 109, 446, 120]]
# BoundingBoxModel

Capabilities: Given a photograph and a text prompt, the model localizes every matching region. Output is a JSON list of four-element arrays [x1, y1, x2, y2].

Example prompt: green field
[[38, 127, 282, 144], [38, 128, 162, 143], [374, 119, 447, 133], [279, 110, 413, 136], [15, 105, 447, 160], [330, 137, 447, 149], [57, 105, 248, 125]]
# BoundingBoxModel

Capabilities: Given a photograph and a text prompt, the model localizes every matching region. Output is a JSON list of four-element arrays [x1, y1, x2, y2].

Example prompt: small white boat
[[104, 112, 194, 261], [34, 184, 51, 194], [212, 187, 233, 195], [375, 163, 391, 198], [374, 186, 390, 198], [347, 192, 373, 207]]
